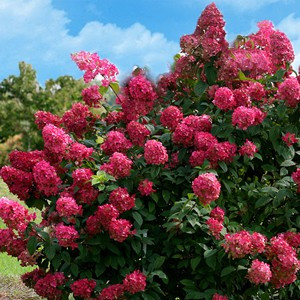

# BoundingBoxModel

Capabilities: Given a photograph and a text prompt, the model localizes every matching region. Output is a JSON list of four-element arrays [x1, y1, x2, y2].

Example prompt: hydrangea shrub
[[1, 3, 300, 300]]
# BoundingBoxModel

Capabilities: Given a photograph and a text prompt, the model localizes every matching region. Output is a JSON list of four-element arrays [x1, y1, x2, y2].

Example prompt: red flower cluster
[[282, 132, 298, 147], [232, 106, 266, 130], [126, 120, 150, 146], [33, 161, 62, 196], [70, 278, 97, 298], [98, 270, 146, 299], [212, 294, 228, 300], [138, 179, 156, 196], [56, 196, 83, 218], [239, 140, 258, 157], [247, 259, 272, 284], [292, 168, 300, 193], [144, 140, 168, 165], [9, 150, 45, 172], [277, 77, 300, 108], [101, 152, 133, 178], [82, 85, 102, 107], [62, 102, 94, 138], [101, 130, 132, 154], [192, 173, 221, 205], [206, 206, 225, 240], [266, 235, 300, 288], [0, 197, 36, 233], [34, 272, 65, 299], [35, 111, 62, 130], [86, 203, 135, 242], [55, 223, 79, 249], [223, 231, 266, 258], [109, 187, 135, 213], [0, 166, 33, 200], [160, 106, 183, 131], [213, 87, 236, 110], [71, 51, 119, 84]]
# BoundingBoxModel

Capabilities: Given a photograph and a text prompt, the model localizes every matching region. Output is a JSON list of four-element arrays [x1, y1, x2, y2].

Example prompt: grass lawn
[[0, 179, 42, 300]]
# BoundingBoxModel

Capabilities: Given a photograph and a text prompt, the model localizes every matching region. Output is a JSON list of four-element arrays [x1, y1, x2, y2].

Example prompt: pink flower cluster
[[72, 168, 99, 205], [144, 140, 168, 165], [98, 270, 146, 299], [247, 259, 272, 284], [206, 207, 225, 240], [55, 223, 79, 249], [173, 115, 212, 147], [62, 102, 94, 138], [82, 85, 102, 107], [101, 152, 133, 178], [109, 187, 135, 213], [160, 106, 183, 131], [101, 130, 132, 154], [66, 142, 94, 162], [56, 196, 83, 218], [192, 173, 221, 205], [71, 51, 119, 84], [282, 133, 298, 147], [70, 278, 96, 298], [180, 3, 227, 60], [35, 111, 62, 130], [292, 168, 300, 193], [119, 74, 157, 121], [0, 166, 33, 200], [9, 150, 45, 172], [266, 235, 300, 288], [223, 231, 266, 258], [277, 77, 300, 108], [42, 124, 72, 162], [34, 272, 65, 299], [0, 197, 36, 233], [0, 228, 26, 257], [126, 121, 150, 146], [138, 179, 156, 196], [212, 294, 228, 300], [86, 203, 135, 243], [33, 160, 62, 196], [232, 106, 266, 130], [239, 140, 258, 157], [213, 87, 236, 111]]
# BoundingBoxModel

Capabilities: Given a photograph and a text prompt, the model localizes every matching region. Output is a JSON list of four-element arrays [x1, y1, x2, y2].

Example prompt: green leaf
[[44, 244, 56, 260], [52, 254, 62, 269], [95, 263, 105, 277], [280, 160, 295, 167], [27, 236, 37, 256], [109, 82, 120, 94], [61, 251, 71, 264], [154, 256, 166, 269], [204, 63, 217, 85], [204, 249, 217, 258], [70, 263, 79, 276], [151, 270, 168, 284], [132, 212, 143, 226], [190, 256, 201, 271], [131, 239, 142, 254], [255, 197, 272, 208], [221, 266, 235, 277], [162, 190, 170, 202], [194, 81, 208, 97], [218, 161, 228, 172]]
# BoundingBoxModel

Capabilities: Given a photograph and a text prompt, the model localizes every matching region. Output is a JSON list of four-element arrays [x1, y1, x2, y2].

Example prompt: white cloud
[[277, 14, 300, 71], [0, 0, 178, 83]]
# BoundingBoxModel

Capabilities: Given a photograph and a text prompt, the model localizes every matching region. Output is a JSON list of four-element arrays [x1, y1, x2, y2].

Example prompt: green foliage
[[0, 62, 85, 158]]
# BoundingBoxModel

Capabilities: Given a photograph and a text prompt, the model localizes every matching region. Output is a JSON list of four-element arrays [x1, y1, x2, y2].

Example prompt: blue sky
[[1, 0, 300, 84]]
